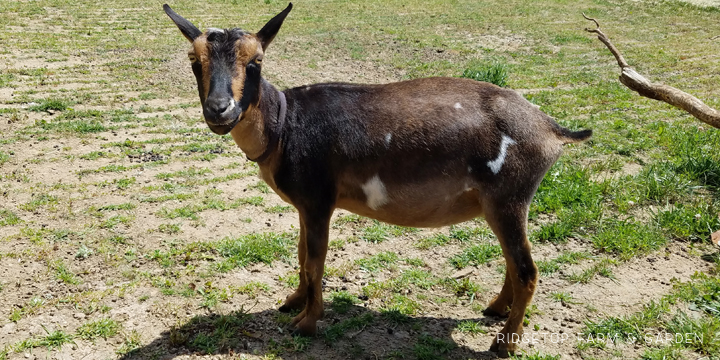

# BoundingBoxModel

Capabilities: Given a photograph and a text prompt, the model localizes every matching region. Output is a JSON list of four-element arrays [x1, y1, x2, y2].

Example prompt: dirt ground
[[1, 0, 720, 360]]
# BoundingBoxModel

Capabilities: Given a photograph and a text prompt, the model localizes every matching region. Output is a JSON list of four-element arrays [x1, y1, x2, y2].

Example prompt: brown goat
[[164, 3, 591, 357]]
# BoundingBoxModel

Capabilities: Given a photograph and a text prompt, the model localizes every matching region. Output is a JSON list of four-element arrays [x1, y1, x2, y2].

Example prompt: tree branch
[[583, 14, 720, 129]]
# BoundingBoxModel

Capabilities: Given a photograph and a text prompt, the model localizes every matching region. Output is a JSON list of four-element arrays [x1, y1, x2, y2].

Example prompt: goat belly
[[335, 177, 483, 228]]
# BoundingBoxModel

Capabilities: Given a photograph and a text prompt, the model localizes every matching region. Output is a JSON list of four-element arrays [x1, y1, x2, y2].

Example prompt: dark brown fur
[[164, 3, 591, 357]]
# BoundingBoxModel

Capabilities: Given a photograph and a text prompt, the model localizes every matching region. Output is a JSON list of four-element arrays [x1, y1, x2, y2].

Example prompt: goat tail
[[553, 125, 593, 144]]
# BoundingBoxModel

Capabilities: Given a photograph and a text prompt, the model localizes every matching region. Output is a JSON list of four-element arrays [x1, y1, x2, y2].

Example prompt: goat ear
[[164, 4, 202, 42], [256, 3, 293, 51]]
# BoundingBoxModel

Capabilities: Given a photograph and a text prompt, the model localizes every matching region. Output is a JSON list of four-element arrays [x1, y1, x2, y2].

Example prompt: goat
[[164, 3, 591, 357]]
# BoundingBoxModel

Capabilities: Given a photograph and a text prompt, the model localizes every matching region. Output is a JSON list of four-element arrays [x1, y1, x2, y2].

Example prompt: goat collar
[[247, 89, 286, 163]]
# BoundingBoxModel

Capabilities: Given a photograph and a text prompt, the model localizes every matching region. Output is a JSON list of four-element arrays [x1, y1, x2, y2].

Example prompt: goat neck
[[229, 78, 286, 163]]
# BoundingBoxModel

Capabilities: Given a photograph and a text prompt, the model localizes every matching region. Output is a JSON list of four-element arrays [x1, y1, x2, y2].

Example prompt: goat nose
[[206, 98, 233, 116]]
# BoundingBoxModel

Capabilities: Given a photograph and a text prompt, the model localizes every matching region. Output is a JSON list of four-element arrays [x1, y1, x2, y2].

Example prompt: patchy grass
[[0, 209, 21, 226], [1, 0, 720, 359], [450, 243, 502, 269], [592, 220, 666, 260], [461, 60, 509, 87], [76, 318, 120, 340], [215, 232, 295, 271], [355, 251, 399, 272], [28, 98, 70, 112], [329, 291, 360, 314]]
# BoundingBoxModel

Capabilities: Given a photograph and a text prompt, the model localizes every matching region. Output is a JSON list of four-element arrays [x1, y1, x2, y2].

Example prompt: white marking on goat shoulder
[[384, 133, 392, 145], [207, 28, 224, 34], [454, 102, 463, 109], [361, 175, 388, 210], [487, 135, 516, 174], [221, 99, 236, 117]]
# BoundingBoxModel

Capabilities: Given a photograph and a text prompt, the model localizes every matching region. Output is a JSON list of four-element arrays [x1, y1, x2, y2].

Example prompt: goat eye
[[188, 54, 197, 63], [254, 58, 262, 65]]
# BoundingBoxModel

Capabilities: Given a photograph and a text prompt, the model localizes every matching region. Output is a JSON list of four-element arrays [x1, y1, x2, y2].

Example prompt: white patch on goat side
[[207, 28, 224, 34], [454, 102, 463, 109], [221, 99, 236, 117], [487, 135, 516, 174], [384, 133, 392, 145], [362, 175, 388, 210]]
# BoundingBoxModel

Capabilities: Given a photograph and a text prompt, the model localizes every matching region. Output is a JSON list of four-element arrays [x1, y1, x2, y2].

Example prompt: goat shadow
[[117, 303, 507, 360]]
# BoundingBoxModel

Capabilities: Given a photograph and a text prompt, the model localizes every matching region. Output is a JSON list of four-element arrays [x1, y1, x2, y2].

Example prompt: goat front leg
[[485, 202, 538, 358], [290, 209, 331, 336], [279, 219, 308, 313]]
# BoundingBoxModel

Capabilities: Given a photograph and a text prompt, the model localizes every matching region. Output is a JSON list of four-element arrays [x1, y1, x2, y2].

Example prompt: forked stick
[[583, 14, 720, 129]]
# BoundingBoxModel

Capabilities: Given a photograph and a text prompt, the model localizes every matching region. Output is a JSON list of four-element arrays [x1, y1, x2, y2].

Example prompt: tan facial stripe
[[230, 36, 263, 103], [192, 35, 211, 100]]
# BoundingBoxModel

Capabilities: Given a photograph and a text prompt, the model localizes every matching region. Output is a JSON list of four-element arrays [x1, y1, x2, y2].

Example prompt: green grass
[[531, 162, 604, 243], [156, 196, 263, 221], [0, 209, 21, 226], [0, 151, 10, 165], [35, 118, 107, 134], [20, 194, 58, 212], [664, 311, 720, 354], [79, 151, 109, 160], [592, 220, 666, 260], [655, 201, 720, 242], [76, 318, 120, 340], [456, 320, 487, 335], [461, 61, 509, 87], [94, 202, 136, 211], [100, 214, 134, 229], [2, 0, 720, 359], [168, 310, 250, 354], [155, 167, 212, 180], [323, 313, 374, 343], [39, 327, 75, 350], [360, 220, 393, 243], [536, 251, 592, 276], [157, 223, 182, 234], [355, 251, 399, 272], [329, 291, 360, 314], [215, 232, 295, 271], [413, 333, 455, 360], [233, 281, 270, 298], [28, 98, 70, 112], [581, 273, 720, 354], [548, 291, 578, 305], [52, 260, 79, 285], [568, 258, 617, 284], [449, 243, 502, 269], [139, 193, 195, 203]]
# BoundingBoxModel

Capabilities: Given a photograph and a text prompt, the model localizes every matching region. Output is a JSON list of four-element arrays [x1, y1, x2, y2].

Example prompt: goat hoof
[[292, 317, 318, 336], [482, 306, 510, 318], [280, 292, 307, 313], [489, 333, 517, 358], [495, 349, 511, 359], [489, 343, 513, 358]]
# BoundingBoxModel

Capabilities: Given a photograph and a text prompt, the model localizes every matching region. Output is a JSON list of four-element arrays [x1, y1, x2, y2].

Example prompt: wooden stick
[[583, 14, 720, 129]]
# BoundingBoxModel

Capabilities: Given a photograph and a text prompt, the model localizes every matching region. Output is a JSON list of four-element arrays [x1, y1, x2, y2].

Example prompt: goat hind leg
[[485, 202, 538, 358]]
